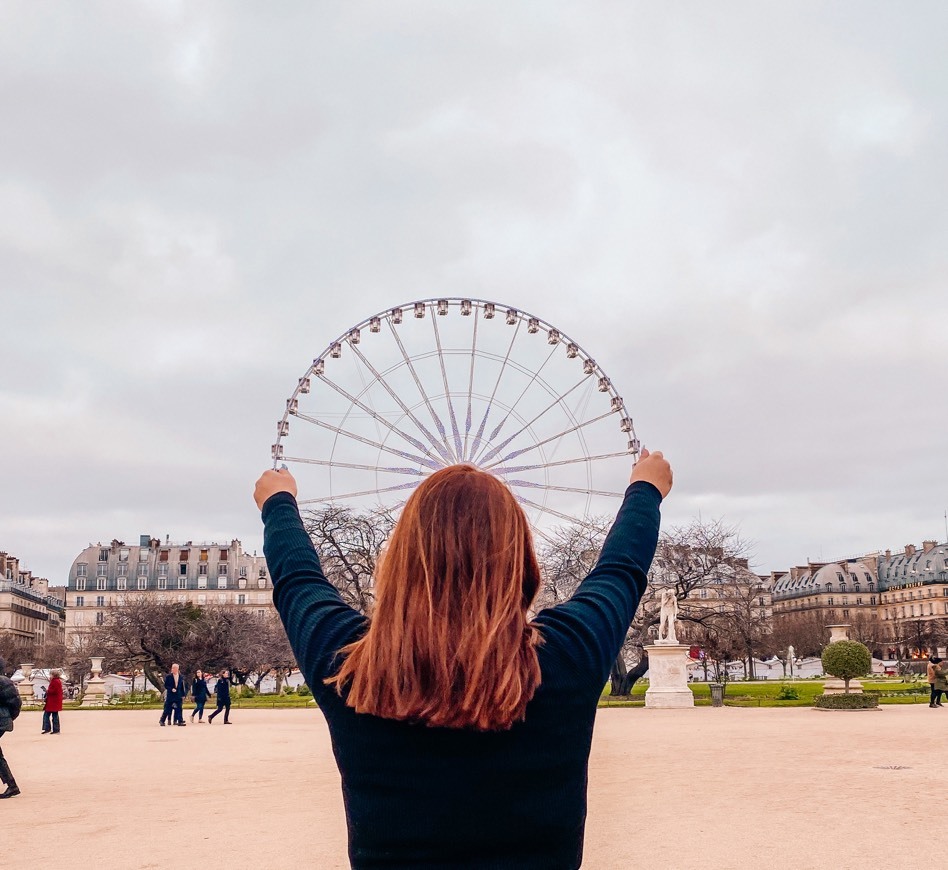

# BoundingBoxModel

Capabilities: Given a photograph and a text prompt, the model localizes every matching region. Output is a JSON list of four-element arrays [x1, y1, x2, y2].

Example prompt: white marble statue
[[658, 588, 679, 644]]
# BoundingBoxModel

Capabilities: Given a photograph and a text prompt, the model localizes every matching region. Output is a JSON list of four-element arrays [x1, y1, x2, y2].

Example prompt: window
[[96, 596, 105, 607], [219, 593, 227, 603], [239, 565, 247, 578], [700, 589, 708, 599], [138, 563, 148, 576], [179, 563, 188, 576], [99, 548, 109, 561], [200, 549, 209, 562], [218, 563, 228, 577], [117, 563, 128, 576], [76, 563, 88, 577], [929, 603, 934, 615], [139, 548, 149, 561], [95, 612, 104, 626], [842, 609, 850, 618], [257, 608, 267, 618], [117, 577, 126, 591], [76, 596, 85, 607], [119, 548, 129, 562], [158, 563, 168, 577], [836, 572, 844, 582], [758, 597, 765, 607], [198, 594, 206, 605], [238, 594, 246, 605], [258, 577, 267, 589], [138, 577, 147, 591], [74, 612, 84, 626], [97, 563, 107, 577], [117, 595, 125, 606], [159, 549, 169, 562], [96, 577, 106, 591], [827, 597, 834, 606], [870, 596, 876, 605], [856, 597, 862, 605], [198, 563, 208, 576], [259, 567, 267, 578], [157, 576, 166, 590], [179, 549, 190, 562], [77, 578, 86, 591], [177, 594, 186, 603], [198, 576, 207, 589], [177, 577, 187, 590], [220, 549, 229, 561], [218, 577, 227, 590]]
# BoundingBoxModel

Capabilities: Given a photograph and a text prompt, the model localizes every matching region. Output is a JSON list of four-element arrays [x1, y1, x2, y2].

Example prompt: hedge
[[814, 693, 879, 710]]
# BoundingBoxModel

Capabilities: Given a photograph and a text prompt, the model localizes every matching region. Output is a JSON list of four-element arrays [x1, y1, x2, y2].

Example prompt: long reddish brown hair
[[325, 464, 543, 730]]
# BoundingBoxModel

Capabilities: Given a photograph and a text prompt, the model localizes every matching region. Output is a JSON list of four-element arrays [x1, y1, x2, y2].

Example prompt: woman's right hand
[[630, 448, 673, 499]]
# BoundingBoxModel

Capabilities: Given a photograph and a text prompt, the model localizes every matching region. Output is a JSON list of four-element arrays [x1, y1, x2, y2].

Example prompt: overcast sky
[[2, 1, 946, 585]]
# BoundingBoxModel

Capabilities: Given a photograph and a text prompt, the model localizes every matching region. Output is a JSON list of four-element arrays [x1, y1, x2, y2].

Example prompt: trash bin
[[709, 683, 725, 707]]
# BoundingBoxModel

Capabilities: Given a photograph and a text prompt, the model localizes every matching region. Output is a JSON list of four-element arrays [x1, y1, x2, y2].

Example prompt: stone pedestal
[[644, 644, 695, 709], [17, 664, 34, 701], [827, 625, 850, 643], [81, 656, 107, 707]]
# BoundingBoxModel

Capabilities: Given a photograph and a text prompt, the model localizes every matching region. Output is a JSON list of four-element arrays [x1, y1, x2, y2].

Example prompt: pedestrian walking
[[254, 449, 672, 868], [42, 669, 64, 734], [0, 656, 23, 799], [190, 670, 209, 722], [931, 657, 947, 708], [159, 663, 186, 726], [207, 669, 232, 724]]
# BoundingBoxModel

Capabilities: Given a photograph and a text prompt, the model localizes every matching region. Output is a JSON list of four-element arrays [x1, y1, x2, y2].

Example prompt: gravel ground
[[1, 705, 935, 869]]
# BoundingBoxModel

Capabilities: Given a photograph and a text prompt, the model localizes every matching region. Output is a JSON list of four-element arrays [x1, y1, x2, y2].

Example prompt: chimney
[[884, 549, 891, 561], [905, 544, 916, 557], [923, 540, 937, 554]]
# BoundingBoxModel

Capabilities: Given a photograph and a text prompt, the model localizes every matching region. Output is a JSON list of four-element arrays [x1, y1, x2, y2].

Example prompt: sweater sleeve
[[262, 491, 368, 697], [533, 481, 662, 688]]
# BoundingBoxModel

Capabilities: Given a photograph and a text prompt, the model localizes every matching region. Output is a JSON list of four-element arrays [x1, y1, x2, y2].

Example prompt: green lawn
[[599, 678, 930, 707]]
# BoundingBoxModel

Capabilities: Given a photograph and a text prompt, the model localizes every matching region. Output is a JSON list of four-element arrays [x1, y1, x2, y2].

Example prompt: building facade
[[771, 540, 948, 659], [0, 551, 66, 648], [65, 535, 274, 645]]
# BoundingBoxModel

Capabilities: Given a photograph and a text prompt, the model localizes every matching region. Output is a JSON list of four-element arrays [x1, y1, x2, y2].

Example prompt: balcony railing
[[0, 580, 66, 612]]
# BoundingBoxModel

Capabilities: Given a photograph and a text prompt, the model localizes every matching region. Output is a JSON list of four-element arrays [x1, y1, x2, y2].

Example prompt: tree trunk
[[844, 677, 850, 694], [610, 654, 649, 696], [143, 662, 163, 692]]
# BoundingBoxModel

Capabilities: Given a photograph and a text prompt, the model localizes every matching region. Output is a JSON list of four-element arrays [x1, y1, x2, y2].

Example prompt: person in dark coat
[[207, 669, 232, 724], [159, 663, 186, 726], [190, 669, 209, 723], [0, 656, 23, 798], [42, 669, 64, 734]]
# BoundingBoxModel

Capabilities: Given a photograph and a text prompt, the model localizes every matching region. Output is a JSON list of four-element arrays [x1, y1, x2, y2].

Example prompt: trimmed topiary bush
[[814, 693, 879, 710], [821, 640, 871, 693], [297, 684, 312, 697]]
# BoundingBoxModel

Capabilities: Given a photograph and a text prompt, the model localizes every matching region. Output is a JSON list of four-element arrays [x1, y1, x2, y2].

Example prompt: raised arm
[[257, 471, 368, 696], [533, 450, 671, 688]]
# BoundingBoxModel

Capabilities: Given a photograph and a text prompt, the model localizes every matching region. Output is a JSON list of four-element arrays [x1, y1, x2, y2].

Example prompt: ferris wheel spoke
[[431, 309, 464, 462], [483, 410, 614, 470], [504, 480, 624, 498], [472, 345, 559, 465], [462, 309, 479, 460], [468, 319, 521, 460], [493, 451, 633, 475], [388, 320, 457, 462], [317, 372, 444, 466], [283, 456, 427, 476], [475, 376, 590, 466], [347, 342, 455, 466], [294, 411, 441, 470], [298, 479, 424, 505], [513, 495, 581, 526]]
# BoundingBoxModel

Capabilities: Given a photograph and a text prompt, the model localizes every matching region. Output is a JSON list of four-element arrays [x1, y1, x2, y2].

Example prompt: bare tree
[[534, 519, 610, 611], [611, 519, 754, 695], [303, 505, 395, 614]]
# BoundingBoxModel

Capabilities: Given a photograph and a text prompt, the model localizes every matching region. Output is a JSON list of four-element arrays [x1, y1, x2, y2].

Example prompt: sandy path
[[2, 705, 935, 869]]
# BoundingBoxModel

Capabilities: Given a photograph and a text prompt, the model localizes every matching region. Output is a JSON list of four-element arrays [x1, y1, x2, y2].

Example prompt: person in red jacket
[[42, 670, 64, 734]]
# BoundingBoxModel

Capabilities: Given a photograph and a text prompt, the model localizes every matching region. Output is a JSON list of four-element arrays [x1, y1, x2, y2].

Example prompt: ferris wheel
[[272, 298, 640, 537]]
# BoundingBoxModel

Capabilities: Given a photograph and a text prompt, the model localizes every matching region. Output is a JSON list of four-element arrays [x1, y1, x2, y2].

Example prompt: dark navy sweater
[[262, 481, 662, 869]]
